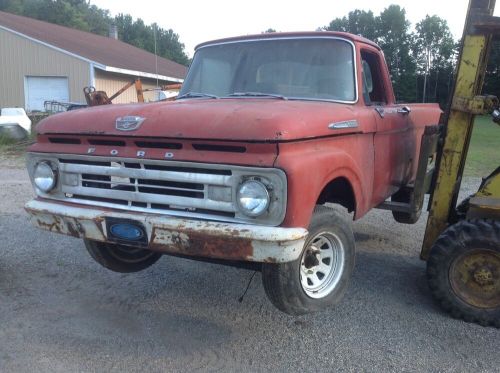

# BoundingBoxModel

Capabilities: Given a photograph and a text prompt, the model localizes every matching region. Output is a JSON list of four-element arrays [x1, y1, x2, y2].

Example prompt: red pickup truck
[[25, 32, 442, 315]]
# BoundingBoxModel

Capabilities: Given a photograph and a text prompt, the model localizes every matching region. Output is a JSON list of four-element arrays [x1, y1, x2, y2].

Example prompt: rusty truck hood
[[36, 99, 361, 141]]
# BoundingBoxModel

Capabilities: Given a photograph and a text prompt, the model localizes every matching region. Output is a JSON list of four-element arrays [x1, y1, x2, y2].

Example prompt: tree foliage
[[325, 10, 378, 42], [325, 7, 500, 107], [413, 15, 456, 103], [484, 39, 500, 99], [0, 0, 189, 65], [377, 6, 417, 102], [325, 5, 458, 106], [114, 14, 189, 65]]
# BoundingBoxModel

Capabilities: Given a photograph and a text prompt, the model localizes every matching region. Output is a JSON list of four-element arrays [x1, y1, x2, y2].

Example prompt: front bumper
[[25, 199, 308, 263]]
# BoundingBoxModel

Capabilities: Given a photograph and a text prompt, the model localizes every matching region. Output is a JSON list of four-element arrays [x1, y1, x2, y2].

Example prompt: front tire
[[262, 205, 355, 315], [427, 220, 500, 327], [84, 239, 162, 273]]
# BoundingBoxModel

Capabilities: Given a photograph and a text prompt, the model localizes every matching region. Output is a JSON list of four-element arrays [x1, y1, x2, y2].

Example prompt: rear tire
[[427, 220, 500, 328], [84, 239, 162, 273], [262, 205, 355, 315]]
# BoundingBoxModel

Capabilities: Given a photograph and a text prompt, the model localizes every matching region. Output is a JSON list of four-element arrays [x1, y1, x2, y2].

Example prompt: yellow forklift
[[422, 0, 500, 327]]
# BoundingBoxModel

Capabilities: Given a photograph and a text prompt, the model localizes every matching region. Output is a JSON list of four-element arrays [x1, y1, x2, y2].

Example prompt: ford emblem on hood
[[116, 116, 145, 131]]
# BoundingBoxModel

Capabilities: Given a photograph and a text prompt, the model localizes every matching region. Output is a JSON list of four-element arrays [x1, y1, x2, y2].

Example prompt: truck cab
[[25, 32, 442, 314]]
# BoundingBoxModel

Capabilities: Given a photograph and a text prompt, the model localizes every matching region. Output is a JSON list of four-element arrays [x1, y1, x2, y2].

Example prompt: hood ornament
[[116, 116, 145, 131]]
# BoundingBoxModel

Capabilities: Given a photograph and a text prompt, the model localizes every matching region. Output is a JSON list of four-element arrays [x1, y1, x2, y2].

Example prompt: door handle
[[397, 106, 411, 115]]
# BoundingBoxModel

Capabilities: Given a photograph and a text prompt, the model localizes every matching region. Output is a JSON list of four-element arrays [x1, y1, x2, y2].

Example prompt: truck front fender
[[275, 135, 374, 228]]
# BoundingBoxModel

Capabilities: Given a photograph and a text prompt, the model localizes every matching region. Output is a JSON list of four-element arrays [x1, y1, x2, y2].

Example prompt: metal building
[[0, 11, 187, 111]]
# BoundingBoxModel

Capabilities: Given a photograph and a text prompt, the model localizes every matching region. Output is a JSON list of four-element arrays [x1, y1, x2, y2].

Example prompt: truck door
[[361, 50, 413, 205]]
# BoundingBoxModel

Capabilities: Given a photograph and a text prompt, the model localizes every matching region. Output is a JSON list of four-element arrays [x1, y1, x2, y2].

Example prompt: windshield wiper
[[227, 92, 288, 100], [176, 92, 219, 100]]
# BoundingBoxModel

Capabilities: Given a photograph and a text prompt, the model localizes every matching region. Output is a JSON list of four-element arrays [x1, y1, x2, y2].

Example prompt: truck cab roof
[[195, 31, 381, 51]]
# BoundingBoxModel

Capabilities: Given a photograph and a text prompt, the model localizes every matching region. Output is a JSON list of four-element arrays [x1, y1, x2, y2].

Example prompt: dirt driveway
[[0, 154, 498, 372]]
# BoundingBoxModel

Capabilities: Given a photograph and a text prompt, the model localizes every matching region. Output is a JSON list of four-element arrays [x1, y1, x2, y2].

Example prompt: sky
[[91, 0, 499, 57]]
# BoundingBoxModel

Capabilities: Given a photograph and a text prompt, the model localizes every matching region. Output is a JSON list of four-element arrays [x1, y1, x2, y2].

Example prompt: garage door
[[25, 76, 69, 112]]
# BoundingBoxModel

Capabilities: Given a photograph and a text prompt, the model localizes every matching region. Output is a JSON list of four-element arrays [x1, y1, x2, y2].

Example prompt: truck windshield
[[180, 38, 356, 103]]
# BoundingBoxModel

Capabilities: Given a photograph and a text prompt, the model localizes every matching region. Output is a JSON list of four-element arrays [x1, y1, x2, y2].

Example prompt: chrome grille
[[27, 153, 287, 225], [58, 158, 235, 217]]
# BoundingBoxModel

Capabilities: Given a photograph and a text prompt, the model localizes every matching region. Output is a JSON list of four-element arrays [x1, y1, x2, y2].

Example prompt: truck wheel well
[[316, 177, 356, 213]]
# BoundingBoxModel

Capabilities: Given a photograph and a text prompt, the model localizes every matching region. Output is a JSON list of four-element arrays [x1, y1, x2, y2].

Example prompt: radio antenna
[[153, 23, 159, 90]]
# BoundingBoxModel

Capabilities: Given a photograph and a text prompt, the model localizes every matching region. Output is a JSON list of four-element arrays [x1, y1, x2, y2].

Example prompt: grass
[[464, 115, 500, 177], [0, 133, 34, 153]]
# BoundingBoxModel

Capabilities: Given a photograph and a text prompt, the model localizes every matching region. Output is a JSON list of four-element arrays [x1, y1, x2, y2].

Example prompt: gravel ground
[[0, 155, 498, 372]]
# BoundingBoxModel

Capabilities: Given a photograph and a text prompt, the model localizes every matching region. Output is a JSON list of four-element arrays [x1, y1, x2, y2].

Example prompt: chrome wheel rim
[[300, 231, 345, 299]]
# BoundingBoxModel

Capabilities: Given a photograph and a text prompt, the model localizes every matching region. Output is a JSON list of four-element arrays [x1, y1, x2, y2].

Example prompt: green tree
[[413, 15, 456, 103], [114, 14, 189, 66], [483, 40, 500, 99], [324, 7, 458, 106], [23, 0, 90, 31], [324, 9, 377, 41], [0, 0, 25, 13], [376, 5, 416, 102], [83, 3, 111, 35]]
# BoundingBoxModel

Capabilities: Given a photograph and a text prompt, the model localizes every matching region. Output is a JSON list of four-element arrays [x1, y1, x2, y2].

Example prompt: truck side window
[[361, 51, 387, 105]]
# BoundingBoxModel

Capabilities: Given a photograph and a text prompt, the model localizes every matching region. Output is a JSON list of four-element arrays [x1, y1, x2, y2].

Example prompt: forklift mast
[[422, 0, 500, 258], [421, 0, 500, 328]]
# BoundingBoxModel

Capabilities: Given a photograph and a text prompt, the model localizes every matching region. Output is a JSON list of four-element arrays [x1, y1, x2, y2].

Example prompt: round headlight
[[237, 180, 270, 217], [34, 161, 56, 192]]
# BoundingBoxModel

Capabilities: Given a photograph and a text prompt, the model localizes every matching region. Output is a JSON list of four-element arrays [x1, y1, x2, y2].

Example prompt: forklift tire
[[84, 239, 162, 273], [391, 188, 421, 224], [261, 205, 355, 315], [427, 219, 500, 328]]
